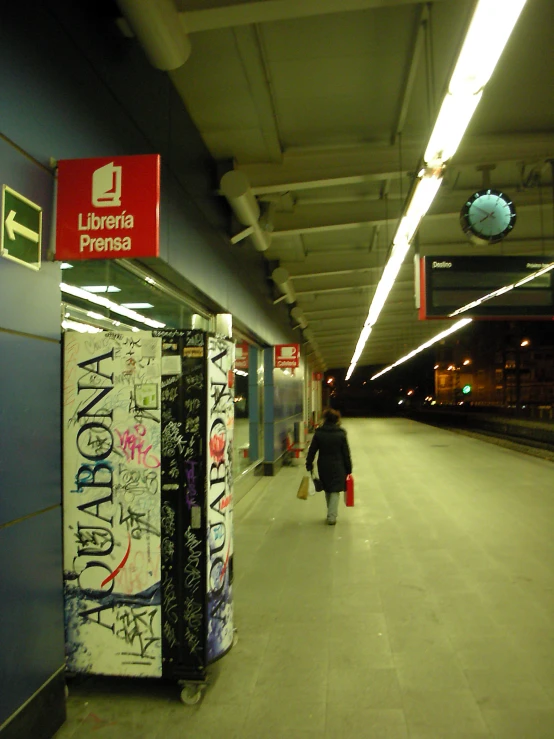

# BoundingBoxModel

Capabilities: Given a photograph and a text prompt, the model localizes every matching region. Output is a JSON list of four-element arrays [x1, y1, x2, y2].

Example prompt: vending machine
[[62, 329, 234, 703]]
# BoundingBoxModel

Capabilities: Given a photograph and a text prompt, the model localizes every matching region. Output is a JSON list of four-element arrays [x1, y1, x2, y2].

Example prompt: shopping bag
[[297, 476, 309, 500], [312, 474, 324, 492], [308, 476, 316, 496], [345, 474, 354, 507]]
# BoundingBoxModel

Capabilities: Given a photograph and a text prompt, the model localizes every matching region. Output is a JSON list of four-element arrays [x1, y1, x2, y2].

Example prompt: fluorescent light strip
[[62, 319, 103, 334], [426, 0, 527, 166], [370, 319, 473, 380], [60, 283, 166, 328], [82, 285, 121, 293], [425, 91, 482, 167], [63, 302, 136, 332], [450, 0, 527, 96], [345, 171, 442, 379], [448, 261, 554, 317], [345, 0, 527, 380]]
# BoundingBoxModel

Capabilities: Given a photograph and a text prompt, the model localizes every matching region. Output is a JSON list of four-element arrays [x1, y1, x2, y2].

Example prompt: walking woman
[[305, 408, 352, 525]]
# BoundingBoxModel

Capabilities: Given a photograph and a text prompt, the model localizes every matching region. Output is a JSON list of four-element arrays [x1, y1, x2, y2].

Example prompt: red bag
[[345, 474, 354, 507]]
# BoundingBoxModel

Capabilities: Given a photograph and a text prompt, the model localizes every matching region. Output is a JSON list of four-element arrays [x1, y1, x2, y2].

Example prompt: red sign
[[55, 154, 160, 260], [235, 342, 249, 370], [275, 344, 300, 369], [313, 372, 323, 381]]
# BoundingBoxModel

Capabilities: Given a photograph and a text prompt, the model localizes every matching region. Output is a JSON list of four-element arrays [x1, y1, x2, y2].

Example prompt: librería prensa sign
[[55, 154, 160, 260]]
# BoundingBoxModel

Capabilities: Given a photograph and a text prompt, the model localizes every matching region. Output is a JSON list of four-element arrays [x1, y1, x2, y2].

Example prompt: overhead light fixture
[[290, 306, 308, 329], [425, 92, 482, 167], [272, 267, 296, 304], [347, 170, 442, 378], [60, 262, 73, 270], [425, 0, 527, 166], [393, 171, 443, 246], [451, 0, 527, 95], [348, 325, 372, 370], [346, 0, 526, 380], [60, 283, 165, 329], [145, 276, 156, 285], [62, 319, 103, 334], [82, 285, 121, 293], [122, 302, 154, 309], [371, 319, 473, 380], [220, 170, 271, 252], [62, 302, 138, 332]]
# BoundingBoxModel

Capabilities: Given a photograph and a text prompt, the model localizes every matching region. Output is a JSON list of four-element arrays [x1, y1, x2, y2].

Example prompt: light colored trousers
[[325, 492, 341, 522]]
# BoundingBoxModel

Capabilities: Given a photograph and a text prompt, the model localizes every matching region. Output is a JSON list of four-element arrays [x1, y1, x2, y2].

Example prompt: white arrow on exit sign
[[5, 209, 40, 243]]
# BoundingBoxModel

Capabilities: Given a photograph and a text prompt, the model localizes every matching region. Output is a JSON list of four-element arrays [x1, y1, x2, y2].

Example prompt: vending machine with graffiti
[[206, 335, 234, 662], [63, 330, 235, 685], [63, 331, 163, 677]]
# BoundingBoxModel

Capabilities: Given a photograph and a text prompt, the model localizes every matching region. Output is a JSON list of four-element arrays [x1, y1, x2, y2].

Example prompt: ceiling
[[127, 0, 554, 370]]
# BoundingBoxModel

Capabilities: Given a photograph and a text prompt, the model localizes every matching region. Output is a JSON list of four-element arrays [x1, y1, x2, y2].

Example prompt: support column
[[248, 345, 260, 461], [263, 347, 276, 475]]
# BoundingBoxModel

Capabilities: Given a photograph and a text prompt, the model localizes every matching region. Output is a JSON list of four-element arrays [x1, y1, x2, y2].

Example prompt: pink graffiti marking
[[115, 424, 160, 468]]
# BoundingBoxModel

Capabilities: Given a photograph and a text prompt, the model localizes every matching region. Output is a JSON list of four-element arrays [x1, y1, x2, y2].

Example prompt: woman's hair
[[322, 407, 341, 425]]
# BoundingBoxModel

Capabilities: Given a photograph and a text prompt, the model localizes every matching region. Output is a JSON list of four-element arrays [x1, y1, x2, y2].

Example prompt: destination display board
[[419, 256, 554, 320]]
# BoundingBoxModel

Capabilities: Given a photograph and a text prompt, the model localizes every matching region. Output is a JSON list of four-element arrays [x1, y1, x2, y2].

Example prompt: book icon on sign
[[92, 162, 122, 207]]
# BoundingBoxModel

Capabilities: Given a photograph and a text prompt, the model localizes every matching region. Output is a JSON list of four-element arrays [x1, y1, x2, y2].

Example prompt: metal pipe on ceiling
[[116, 0, 191, 70]]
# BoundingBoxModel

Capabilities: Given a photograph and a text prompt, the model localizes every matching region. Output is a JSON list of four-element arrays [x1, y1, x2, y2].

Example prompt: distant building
[[434, 323, 554, 411]]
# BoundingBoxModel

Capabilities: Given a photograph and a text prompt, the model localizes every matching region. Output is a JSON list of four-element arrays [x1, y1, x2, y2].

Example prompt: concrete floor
[[56, 417, 554, 738]]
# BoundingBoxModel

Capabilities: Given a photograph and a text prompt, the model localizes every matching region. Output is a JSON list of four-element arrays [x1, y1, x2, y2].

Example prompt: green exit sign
[[1, 185, 42, 270]]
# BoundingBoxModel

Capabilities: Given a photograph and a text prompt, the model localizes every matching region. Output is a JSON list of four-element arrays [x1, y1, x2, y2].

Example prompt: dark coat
[[305, 422, 352, 493]]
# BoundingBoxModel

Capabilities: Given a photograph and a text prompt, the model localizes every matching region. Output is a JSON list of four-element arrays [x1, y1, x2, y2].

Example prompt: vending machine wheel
[[179, 681, 205, 706]]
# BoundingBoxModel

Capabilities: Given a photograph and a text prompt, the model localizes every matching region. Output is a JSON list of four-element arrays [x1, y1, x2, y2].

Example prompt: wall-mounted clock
[[460, 189, 516, 244]]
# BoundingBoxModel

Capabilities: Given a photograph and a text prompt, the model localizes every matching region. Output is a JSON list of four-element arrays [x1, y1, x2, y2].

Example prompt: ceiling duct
[[271, 267, 296, 304], [220, 170, 271, 252], [116, 0, 191, 70]]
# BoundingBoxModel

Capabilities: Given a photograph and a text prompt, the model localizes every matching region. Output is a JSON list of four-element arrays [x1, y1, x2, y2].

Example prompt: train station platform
[[55, 418, 554, 739]]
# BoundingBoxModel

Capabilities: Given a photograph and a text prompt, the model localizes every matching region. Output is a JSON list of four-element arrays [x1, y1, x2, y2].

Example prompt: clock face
[[460, 189, 516, 244]]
